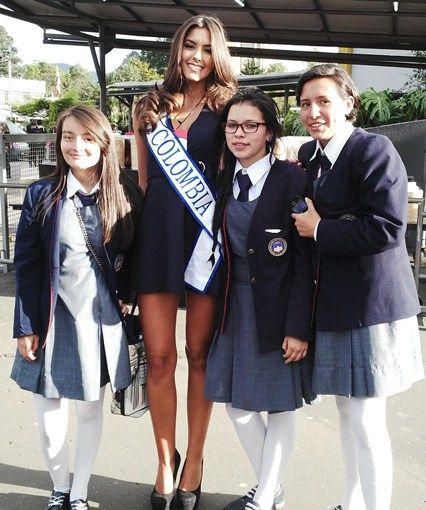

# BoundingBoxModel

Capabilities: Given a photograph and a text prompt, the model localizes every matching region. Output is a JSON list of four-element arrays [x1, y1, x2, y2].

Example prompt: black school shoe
[[45, 491, 70, 510], [70, 499, 90, 510], [223, 487, 256, 510], [223, 485, 285, 510]]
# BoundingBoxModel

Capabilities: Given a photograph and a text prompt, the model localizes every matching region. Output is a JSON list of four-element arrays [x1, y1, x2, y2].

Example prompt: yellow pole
[[339, 48, 353, 75]]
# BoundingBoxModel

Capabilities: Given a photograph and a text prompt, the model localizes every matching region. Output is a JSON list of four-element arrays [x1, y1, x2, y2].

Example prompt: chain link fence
[[0, 132, 56, 272]]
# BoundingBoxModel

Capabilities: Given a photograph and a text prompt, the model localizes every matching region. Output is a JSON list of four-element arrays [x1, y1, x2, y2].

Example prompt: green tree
[[0, 25, 21, 76], [107, 54, 160, 84], [62, 64, 98, 103], [22, 62, 57, 94], [140, 45, 169, 77], [46, 92, 81, 130], [12, 91, 91, 132], [107, 55, 160, 126], [12, 97, 50, 118], [266, 62, 287, 74], [241, 58, 265, 75]]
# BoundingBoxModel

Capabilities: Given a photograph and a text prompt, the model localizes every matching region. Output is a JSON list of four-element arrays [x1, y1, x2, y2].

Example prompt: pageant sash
[[146, 117, 222, 293]]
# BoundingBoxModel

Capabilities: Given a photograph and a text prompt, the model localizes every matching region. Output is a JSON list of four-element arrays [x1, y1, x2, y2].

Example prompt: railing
[[0, 132, 55, 272]]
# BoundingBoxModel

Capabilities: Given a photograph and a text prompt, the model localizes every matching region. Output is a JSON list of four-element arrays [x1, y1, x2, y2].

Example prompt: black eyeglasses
[[222, 121, 266, 134]]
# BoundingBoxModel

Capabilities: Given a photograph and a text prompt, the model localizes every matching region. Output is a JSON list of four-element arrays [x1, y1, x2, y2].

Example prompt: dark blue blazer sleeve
[[316, 134, 407, 257], [13, 186, 44, 338], [284, 173, 314, 341]]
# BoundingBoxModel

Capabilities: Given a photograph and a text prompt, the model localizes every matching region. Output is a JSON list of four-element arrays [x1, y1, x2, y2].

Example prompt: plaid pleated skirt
[[313, 315, 424, 398]]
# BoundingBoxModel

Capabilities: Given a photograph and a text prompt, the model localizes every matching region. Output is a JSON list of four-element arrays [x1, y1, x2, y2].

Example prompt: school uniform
[[299, 126, 424, 397], [205, 156, 316, 412], [11, 172, 140, 400]]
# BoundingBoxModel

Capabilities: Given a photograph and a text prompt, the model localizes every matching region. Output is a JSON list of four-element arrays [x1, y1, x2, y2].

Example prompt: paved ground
[[0, 271, 425, 510]]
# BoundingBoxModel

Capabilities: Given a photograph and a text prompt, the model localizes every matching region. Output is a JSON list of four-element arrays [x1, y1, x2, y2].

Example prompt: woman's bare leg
[[139, 292, 180, 494], [178, 291, 216, 491]]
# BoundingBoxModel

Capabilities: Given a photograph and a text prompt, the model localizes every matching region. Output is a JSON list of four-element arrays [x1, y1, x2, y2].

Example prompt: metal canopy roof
[[1, 0, 426, 54], [1, 0, 425, 111]]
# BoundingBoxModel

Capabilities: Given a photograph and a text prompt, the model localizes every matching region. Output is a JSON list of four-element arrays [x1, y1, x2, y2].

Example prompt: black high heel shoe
[[175, 460, 203, 510], [150, 449, 181, 510]]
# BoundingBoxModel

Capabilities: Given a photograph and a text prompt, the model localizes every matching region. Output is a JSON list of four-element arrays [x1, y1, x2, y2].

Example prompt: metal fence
[[0, 132, 56, 272]]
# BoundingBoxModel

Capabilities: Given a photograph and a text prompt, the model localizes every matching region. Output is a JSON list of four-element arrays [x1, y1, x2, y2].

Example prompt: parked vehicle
[[0, 121, 30, 161]]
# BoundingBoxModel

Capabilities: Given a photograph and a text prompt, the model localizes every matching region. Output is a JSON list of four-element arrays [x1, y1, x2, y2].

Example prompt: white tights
[[336, 396, 392, 510], [32, 387, 105, 501], [226, 404, 296, 510]]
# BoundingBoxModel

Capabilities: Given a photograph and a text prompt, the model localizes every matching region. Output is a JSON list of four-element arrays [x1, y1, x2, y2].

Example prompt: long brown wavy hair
[[134, 14, 237, 133], [37, 105, 141, 248]]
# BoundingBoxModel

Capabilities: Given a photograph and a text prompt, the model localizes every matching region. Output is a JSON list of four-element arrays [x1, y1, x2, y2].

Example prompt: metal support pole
[[0, 135, 10, 273], [98, 25, 116, 115]]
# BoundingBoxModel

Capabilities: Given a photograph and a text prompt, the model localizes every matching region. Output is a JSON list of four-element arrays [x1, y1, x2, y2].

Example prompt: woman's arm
[[132, 110, 148, 192]]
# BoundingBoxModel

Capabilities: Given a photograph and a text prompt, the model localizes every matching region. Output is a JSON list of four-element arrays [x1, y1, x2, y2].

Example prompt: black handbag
[[123, 301, 142, 345]]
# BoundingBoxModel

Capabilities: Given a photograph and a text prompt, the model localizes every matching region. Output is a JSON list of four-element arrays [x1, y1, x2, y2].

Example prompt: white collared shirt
[[309, 123, 355, 178], [66, 169, 100, 199], [232, 154, 276, 201]]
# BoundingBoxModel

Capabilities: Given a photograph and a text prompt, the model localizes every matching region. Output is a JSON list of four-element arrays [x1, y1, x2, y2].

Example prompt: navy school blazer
[[217, 159, 315, 352], [13, 176, 142, 344], [298, 127, 420, 331]]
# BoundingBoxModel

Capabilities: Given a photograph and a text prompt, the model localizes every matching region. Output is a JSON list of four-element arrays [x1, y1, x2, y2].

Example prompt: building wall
[[351, 49, 415, 92], [0, 78, 46, 120]]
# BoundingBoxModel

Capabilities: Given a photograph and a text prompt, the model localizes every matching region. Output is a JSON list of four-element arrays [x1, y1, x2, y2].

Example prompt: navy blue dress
[[135, 107, 221, 295]]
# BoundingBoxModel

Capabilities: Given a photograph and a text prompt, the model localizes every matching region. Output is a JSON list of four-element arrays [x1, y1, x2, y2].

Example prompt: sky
[[0, 14, 131, 73]]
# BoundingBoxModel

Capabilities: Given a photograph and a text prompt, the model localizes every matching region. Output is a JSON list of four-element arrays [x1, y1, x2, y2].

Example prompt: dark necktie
[[315, 150, 332, 175], [236, 170, 252, 202], [75, 190, 99, 207]]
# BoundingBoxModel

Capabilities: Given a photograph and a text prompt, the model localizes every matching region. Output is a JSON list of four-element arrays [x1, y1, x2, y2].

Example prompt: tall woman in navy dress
[[132, 15, 237, 510], [11, 106, 142, 510], [293, 64, 424, 510], [205, 88, 316, 510]]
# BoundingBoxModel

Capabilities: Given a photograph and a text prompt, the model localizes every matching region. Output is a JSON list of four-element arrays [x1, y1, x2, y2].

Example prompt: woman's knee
[[147, 351, 177, 380], [185, 345, 208, 372]]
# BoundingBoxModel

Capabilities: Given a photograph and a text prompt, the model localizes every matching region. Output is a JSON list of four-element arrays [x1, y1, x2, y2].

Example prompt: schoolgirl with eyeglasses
[[205, 87, 316, 510]]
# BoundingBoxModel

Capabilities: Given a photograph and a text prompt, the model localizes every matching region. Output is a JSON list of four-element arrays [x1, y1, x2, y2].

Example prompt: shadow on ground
[[0, 463, 234, 510], [0, 271, 15, 298]]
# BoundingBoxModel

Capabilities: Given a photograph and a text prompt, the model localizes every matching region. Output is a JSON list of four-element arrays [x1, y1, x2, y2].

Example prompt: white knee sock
[[226, 404, 295, 509], [32, 394, 71, 493], [336, 396, 392, 510], [226, 403, 266, 479], [253, 412, 295, 509], [70, 387, 105, 501]]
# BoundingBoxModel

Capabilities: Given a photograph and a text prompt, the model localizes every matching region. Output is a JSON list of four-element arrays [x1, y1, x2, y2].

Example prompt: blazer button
[[247, 248, 255, 255], [251, 277, 256, 284]]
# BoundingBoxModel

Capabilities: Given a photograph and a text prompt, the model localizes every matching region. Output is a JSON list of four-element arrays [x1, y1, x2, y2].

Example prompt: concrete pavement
[[0, 271, 425, 509]]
